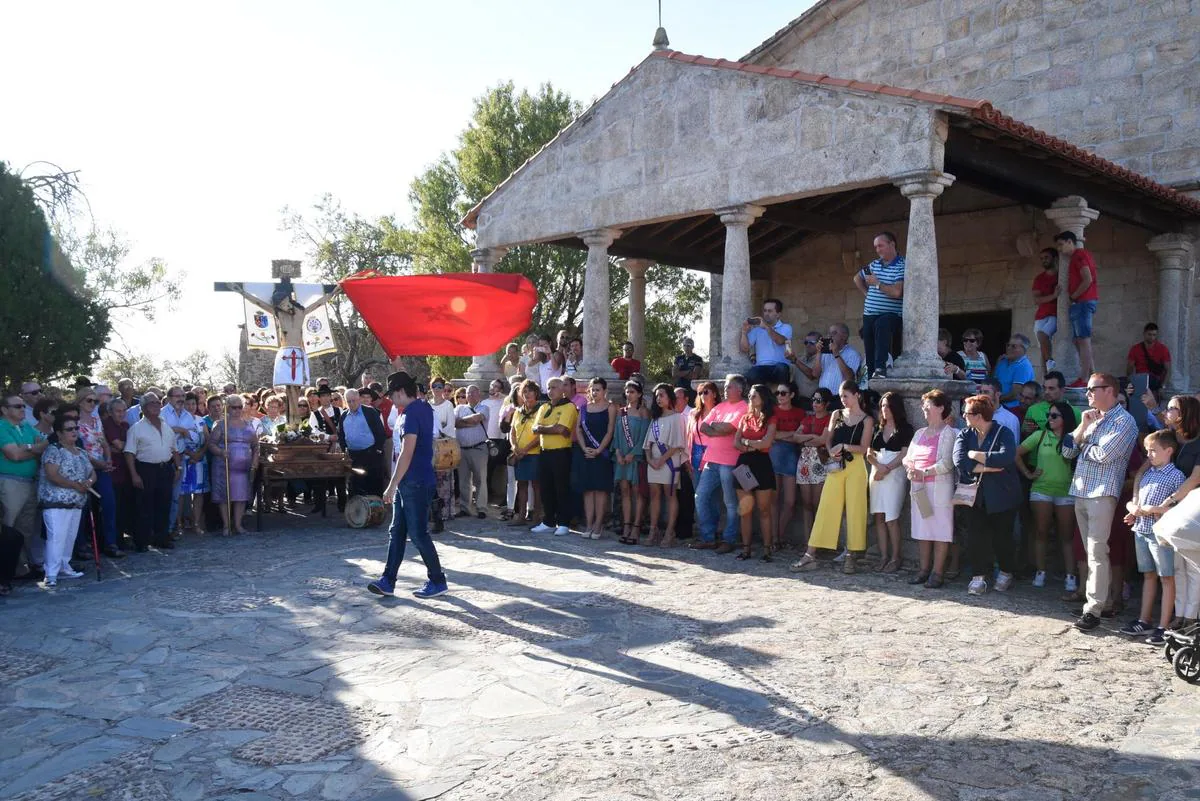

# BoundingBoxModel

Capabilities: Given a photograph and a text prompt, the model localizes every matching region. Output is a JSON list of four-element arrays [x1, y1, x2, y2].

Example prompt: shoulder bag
[[952, 427, 1000, 507]]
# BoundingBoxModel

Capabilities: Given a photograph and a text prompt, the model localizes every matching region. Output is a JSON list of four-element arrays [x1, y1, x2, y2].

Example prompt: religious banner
[[341, 271, 538, 357], [244, 297, 280, 350], [303, 304, 337, 357], [273, 345, 311, 387]]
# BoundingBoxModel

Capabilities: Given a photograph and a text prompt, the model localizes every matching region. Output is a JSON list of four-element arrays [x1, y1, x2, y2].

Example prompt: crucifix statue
[[214, 259, 338, 424]]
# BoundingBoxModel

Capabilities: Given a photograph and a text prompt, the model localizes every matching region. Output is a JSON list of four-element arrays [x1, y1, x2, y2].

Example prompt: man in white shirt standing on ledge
[[854, 231, 905, 380]]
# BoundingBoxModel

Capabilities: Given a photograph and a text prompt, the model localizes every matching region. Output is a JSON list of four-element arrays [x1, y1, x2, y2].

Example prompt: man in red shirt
[[610, 341, 641, 381], [1031, 248, 1059, 378], [1055, 231, 1099, 387], [1126, 322, 1171, 391]]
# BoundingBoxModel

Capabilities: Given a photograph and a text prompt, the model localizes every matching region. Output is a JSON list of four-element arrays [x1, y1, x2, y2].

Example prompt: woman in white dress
[[901, 390, 958, 588], [866, 392, 913, 572], [643, 384, 685, 547]]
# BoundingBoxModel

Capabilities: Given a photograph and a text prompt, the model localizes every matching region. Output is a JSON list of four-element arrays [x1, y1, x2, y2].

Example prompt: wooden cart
[[254, 442, 352, 531]]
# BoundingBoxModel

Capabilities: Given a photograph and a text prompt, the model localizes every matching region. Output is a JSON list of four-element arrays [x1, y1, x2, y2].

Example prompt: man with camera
[[791, 323, 862, 407], [739, 299, 792, 386]]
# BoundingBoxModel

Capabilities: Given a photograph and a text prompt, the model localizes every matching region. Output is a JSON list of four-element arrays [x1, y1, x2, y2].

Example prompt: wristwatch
[[23, 443, 32, 453], [1166, 497, 1179, 507]]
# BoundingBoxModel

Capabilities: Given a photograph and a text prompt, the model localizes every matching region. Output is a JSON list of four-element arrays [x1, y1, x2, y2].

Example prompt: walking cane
[[87, 486, 102, 581], [222, 401, 232, 535]]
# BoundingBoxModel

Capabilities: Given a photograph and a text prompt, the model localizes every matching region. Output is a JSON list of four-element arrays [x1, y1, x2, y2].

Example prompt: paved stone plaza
[[1, 516, 1198, 801]]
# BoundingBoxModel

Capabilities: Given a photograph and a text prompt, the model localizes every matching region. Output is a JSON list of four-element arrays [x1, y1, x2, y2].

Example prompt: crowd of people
[[4, 230, 1198, 656]]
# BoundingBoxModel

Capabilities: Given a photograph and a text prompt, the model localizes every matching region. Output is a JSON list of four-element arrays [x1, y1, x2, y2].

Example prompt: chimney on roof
[[652, 0, 670, 51]]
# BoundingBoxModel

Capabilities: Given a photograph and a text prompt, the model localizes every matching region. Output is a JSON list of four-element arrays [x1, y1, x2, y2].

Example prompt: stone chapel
[[457, 0, 1200, 404]]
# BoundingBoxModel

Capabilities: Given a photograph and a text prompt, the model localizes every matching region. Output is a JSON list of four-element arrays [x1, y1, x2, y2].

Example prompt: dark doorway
[[939, 310, 1012, 369]]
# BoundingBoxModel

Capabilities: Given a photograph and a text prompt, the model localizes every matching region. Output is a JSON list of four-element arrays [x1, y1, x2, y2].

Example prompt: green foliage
[[393, 81, 707, 377], [54, 223, 183, 323], [427, 355, 472, 383], [94, 350, 168, 391], [0, 161, 109, 389], [281, 195, 408, 385]]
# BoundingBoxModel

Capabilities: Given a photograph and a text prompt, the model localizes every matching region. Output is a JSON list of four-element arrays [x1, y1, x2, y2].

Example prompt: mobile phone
[[820, 337, 833, 354], [746, 317, 762, 326]]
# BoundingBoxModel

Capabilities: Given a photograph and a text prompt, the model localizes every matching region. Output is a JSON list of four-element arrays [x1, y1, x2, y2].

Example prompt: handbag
[[732, 463, 759, 491], [952, 427, 1000, 507]]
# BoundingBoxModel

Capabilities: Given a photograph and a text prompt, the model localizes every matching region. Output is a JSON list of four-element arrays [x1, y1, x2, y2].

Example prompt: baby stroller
[[1152, 496, 1200, 684]]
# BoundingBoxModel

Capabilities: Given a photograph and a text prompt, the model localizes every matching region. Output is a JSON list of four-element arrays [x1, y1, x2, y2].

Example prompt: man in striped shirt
[[853, 232, 905, 379], [1061, 372, 1138, 630]]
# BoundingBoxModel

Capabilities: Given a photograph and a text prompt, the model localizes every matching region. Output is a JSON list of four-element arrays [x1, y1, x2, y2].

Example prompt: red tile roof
[[462, 50, 1200, 230]]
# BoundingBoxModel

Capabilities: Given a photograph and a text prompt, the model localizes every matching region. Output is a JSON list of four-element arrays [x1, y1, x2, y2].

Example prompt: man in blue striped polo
[[853, 232, 906, 379]]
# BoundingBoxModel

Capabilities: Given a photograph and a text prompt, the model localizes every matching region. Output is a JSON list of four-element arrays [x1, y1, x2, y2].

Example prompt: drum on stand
[[345, 495, 386, 528], [433, 437, 461, 471]]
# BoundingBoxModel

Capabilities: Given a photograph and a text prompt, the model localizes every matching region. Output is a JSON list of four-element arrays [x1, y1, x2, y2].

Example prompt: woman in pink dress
[[208, 397, 259, 535], [902, 390, 958, 588]]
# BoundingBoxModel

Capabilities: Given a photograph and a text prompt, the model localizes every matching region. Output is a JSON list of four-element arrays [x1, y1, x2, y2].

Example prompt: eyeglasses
[[812, 397, 826, 403], [61, 426, 78, 432], [701, 389, 715, 396], [962, 337, 977, 343], [804, 340, 818, 346], [1085, 385, 1111, 393], [297, 402, 309, 407], [431, 384, 445, 390]]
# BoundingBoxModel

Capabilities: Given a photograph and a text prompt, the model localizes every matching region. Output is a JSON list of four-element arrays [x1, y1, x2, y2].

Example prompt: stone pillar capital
[[470, 246, 508, 272], [1147, 233, 1194, 268], [579, 228, 623, 249], [620, 257, 653, 277], [892, 170, 955, 199], [716, 204, 765, 227], [1044, 196, 1100, 240]]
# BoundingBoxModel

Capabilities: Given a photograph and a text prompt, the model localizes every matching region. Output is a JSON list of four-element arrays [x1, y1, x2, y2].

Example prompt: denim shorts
[[1034, 316, 1057, 338], [1029, 491, 1073, 506], [769, 442, 799, 476], [1069, 300, 1097, 339], [1134, 531, 1174, 576]]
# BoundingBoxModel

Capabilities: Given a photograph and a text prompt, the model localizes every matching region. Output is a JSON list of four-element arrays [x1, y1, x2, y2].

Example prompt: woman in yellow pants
[[790, 380, 875, 574]]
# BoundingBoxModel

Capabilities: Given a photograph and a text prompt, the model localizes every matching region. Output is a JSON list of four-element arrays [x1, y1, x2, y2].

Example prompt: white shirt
[[538, 359, 561, 390], [125, 417, 177, 464], [455, 404, 488, 448], [818, 345, 863, 393], [993, 406, 1020, 441], [478, 397, 504, 439], [162, 404, 199, 452], [430, 399, 456, 438]]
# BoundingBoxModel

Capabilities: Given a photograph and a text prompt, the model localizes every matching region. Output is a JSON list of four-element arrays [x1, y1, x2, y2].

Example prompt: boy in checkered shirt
[[1121, 429, 1186, 645]]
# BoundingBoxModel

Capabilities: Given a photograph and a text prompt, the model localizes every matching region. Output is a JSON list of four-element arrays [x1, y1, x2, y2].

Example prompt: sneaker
[[1045, 358, 1056, 372], [832, 549, 848, 562], [1064, 574, 1078, 593], [367, 576, 395, 596], [1144, 627, 1166, 646], [553, 526, 570, 536], [994, 571, 1014, 592], [1120, 620, 1153, 637], [413, 581, 448, 598], [967, 576, 988, 596], [1071, 606, 1117, 619], [1074, 612, 1101, 631], [870, 369, 888, 379], [1032, 571, 1046, 588], [60, 568, 85, 579], [530, 523, 554, 534], [40, 576, 57, 589]]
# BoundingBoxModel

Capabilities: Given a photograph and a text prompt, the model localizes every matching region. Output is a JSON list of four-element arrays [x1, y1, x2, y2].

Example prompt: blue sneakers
[[413, 581, 449, 598], [367, 576, 395, 596]]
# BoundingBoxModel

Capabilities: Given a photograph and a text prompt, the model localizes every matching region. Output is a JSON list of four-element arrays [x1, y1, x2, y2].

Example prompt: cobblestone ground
[[1, 513, 1198, 801]]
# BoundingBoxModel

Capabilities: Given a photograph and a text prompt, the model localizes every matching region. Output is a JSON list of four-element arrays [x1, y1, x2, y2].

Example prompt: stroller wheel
[[1164, 637, 1182, 663], [1174, 646, 1200, 684]]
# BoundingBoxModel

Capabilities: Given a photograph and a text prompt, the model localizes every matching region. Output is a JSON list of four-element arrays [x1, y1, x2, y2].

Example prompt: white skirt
[[869, 450, 908, 522]]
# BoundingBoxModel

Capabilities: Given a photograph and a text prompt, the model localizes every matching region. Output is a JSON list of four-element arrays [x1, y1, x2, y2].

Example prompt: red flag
[[341, 271, 538, 357]]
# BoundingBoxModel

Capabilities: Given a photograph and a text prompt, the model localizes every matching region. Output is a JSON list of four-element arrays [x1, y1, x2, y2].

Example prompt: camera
[[746, 316, 762, 327], [820, 336, 833, 354]]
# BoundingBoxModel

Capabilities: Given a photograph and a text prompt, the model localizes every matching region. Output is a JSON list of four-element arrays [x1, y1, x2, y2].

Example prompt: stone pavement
[[1, 514, 1198, 801]]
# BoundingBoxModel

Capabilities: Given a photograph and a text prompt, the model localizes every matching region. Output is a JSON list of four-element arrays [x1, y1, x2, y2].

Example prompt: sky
[[2, 0, 816, 372]]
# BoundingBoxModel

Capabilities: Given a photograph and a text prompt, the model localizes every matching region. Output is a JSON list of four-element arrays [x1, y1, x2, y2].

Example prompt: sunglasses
[[298, 402, 309, 407], [962, 337, 978, 343], [701, 389, 715, 395], [61, 426, 79, 432], [775, 390, 790, 396], [803, 340, 818, 346], [431, 384, 445, 390], [1085, 385, 1111, 393], [1047, 412, 1062, 419], [812, 397, 826, 403]]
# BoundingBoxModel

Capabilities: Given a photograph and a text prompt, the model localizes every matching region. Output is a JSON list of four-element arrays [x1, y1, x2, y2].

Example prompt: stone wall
[[475, 55, 944, 247], [766, 201, 1162, 380], [749, 0, 1200, 187]]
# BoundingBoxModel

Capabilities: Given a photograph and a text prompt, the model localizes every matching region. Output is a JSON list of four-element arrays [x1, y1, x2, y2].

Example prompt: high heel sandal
[[761, 546, 774, 563], [735, 546, 752, 560], [660, 530, 676, 548], [620, 524, 635, 545], [646, 528, 662, 547], [882, 558, 901, 574]]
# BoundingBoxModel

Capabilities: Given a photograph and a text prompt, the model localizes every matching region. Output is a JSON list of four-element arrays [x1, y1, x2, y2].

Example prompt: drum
[[344, 495, 386, 528], [433, 437, 461, 471]]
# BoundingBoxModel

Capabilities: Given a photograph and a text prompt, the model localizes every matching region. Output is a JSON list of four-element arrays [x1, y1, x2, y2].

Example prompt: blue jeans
[[746, 363, 790, 387], [383, 482, 445, 585], [861, 312, 901, 376], [696, 463, 738, 543]]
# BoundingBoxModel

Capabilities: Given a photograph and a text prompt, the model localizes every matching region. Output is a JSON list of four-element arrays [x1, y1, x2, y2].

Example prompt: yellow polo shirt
[[533, 400, 578, 451], [510, 405, 544, 455]]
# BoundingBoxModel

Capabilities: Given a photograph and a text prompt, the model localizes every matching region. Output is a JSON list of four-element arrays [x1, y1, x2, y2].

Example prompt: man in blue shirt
[[853, 232, 905, 379], [994, 334, 1036, 408], [739, 298, 792, 386], [368, 372, 447, 599], [338, 388, 386, 496]]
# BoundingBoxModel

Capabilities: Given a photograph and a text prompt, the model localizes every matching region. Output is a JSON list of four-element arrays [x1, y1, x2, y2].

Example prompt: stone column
[[708, 273, 723, 363], [715, 204, 764, 376], [462, 246, 509, 381], [577, 228, 623, 379], [1148, 233, 1194, 393], [621, 258, 653, 360], [1044, 196, 1100, 384], [889, 171, 955, 379]]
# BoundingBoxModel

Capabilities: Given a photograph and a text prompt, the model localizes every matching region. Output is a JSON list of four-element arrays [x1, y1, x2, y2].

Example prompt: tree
[[281, 195, 408, 386], [55, 224, 183, 324], [0, 161, 110, 389], [94, 350, 166, 392], [393, 82, 707, 378]]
